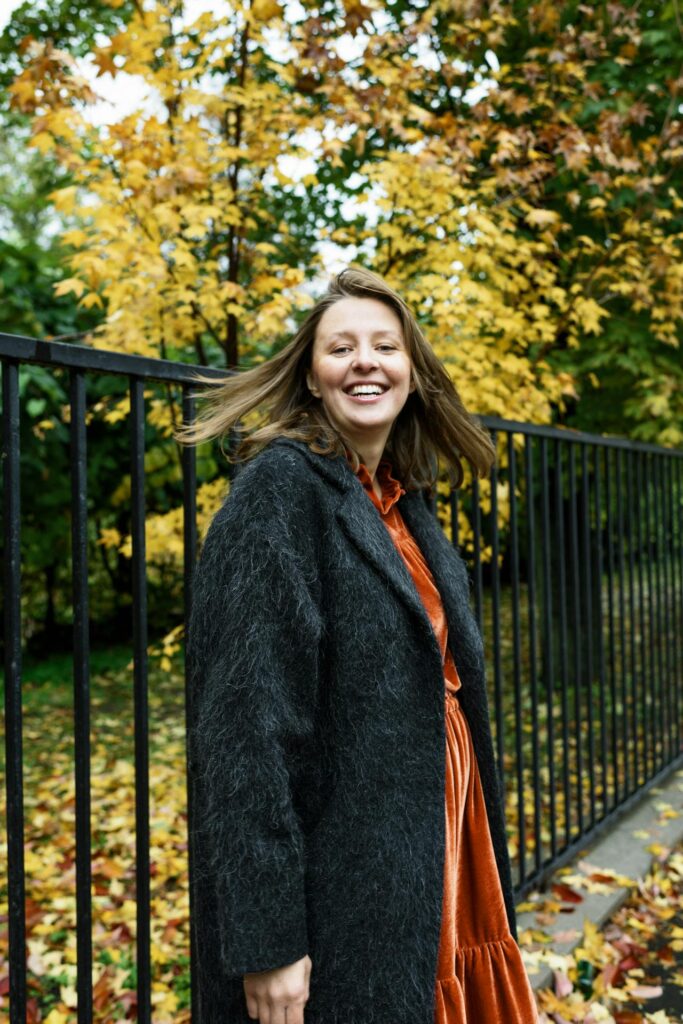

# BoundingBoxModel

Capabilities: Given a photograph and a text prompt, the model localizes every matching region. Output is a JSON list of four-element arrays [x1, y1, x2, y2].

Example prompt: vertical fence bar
[[675, 457, 683, 755], [69, 370, 93, 1023], [662, 456, 671, 765], [605, 449, 618, 807], [644, 454, 660, 771], [489, 431, 505, 789], [663, 460, 675, 765], [554, 439, 571, 848], [661, 456, 671, 764], [663, 458, 671, 770], [662, 456, 674, 765], [581, 445, 597, 828], [652, 452, 663, 771], [636, 453, 651, 778], [593, 446, 608, 817], [665, 456, 677, 762], [568, 444, 584, 836], [471, 474, 483, 634], [655, 454, 663, 770], [625, 451, 639, 789], [181, 388, 198, 1022], [615, 448, 629, 798], [1, 359, 27, 1023], [674, 457, 680, 755], [449, 487, 459, 549], [540, 437, 556, 857], [524, 435, 542, 873], [129, 377, 151, 1024], [507, 433, 525, 887]]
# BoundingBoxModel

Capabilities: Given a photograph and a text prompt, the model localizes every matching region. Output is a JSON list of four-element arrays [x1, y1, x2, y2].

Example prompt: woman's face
[[306, 296, 415, 451]]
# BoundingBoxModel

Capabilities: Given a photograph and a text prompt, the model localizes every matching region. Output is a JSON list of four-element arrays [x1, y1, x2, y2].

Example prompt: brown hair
[[173, 264, 496, 490]]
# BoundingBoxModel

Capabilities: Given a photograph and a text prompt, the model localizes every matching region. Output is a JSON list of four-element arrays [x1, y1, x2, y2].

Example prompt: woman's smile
[[343, 382, 391, 402]]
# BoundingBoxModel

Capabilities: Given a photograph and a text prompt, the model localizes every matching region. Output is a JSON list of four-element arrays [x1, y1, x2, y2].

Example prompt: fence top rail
[[0, 331, 226, 387], [2, 332, 682, 459], [482, 415, 683, 456]]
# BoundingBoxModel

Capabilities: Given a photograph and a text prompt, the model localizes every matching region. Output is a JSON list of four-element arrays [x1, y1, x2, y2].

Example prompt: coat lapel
[[334, 485, 435, 640], [335, 480, 478, 671]]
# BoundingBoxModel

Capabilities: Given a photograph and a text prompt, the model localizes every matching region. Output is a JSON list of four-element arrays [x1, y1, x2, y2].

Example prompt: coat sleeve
[[186, 453, 322, 978]]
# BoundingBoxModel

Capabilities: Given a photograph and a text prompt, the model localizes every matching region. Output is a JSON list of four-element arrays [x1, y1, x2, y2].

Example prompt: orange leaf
[[551, 882, 584, 903]]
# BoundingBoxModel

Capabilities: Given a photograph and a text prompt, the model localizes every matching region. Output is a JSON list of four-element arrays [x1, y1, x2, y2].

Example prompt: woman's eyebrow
[[327, 330, 402, 341]]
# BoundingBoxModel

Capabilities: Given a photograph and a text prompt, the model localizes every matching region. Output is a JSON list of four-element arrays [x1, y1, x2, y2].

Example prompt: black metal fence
[[2, 331, 682, 1022]]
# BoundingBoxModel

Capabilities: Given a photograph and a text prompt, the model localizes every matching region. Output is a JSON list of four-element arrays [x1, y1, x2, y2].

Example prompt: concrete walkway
[[516, 764, 683, 993]]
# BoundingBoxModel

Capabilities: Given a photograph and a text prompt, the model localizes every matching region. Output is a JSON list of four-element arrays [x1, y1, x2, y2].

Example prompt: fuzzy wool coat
[[185, 435, 517, 1024]]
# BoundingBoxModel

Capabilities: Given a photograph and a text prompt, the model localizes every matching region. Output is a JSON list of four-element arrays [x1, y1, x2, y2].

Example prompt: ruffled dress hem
[[435, 934, 538, 1023]]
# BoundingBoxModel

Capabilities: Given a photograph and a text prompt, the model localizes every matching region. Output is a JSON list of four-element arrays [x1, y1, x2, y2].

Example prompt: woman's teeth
[[346, 386, 386, 397]]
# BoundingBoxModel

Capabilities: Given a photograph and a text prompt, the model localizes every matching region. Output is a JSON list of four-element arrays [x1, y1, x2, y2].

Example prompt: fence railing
[[2, 331, 682, 1022], [456, 419, 683, 896]]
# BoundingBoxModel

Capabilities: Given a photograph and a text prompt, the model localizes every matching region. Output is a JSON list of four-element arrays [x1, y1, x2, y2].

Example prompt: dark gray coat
[[186, 436, 517, 1024]]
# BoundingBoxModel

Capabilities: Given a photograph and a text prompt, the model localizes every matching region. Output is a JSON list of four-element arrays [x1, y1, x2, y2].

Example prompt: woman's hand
[[243, 954, 312, 1024]]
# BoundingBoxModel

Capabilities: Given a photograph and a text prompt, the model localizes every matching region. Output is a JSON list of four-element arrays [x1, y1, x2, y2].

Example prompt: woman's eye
[[331, 344, 396, 354]]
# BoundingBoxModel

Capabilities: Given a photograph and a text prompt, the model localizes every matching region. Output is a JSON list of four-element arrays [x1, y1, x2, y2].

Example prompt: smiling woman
[[305, 297, 416, 486], [174, 265, 538, 1024]]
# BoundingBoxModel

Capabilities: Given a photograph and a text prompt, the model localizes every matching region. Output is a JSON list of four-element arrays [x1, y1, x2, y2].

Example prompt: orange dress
[[354, 457, 538, 1024]]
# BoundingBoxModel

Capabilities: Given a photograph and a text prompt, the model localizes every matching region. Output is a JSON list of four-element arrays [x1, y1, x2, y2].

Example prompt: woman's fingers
[[244, 996, 307, 1024], [280, 1002, 306, 1024], [243, 954, 311, 1023], [244, 990, 259, 1020]]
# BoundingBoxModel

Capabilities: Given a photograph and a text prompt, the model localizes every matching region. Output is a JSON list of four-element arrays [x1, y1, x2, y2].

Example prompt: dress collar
[[346, 449, 406, 515]]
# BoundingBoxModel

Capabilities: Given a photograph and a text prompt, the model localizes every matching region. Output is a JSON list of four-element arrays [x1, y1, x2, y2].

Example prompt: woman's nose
[[351, 343, 379, 368]]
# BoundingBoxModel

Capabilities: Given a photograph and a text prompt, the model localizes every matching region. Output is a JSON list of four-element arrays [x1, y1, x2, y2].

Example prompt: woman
[[176, 266, 538, 1024]]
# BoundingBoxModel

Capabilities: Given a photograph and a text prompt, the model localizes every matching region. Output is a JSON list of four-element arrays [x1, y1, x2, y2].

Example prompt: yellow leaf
[[251, 0, 282, 20], [79, 292, 104, 309], [43, 1011, 69, 1024], [60, 984, 78, 1008], [525, 209, 560, 228], [48, 186, 79, 214], [571, 297, 607, 335], [62, 229, 89, 248], [30, 132, 55, 154], [54, 278, 86, 299]]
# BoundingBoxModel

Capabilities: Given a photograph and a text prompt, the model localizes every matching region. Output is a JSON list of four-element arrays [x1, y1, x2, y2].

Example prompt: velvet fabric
[[356, 457, 538, 1023], [186, 435, 523, 1023], [354, 456, 461, 696]]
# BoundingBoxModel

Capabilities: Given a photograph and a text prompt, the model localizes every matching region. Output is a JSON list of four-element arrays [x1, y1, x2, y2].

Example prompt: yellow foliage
[[8, 0, 682, 458]]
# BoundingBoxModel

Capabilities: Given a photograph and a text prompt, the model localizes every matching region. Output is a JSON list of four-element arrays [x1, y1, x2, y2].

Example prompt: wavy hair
[[173, 265, 496, 491]]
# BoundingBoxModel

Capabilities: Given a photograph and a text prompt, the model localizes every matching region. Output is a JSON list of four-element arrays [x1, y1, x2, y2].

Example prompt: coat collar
[[271, 437, 472, 660]]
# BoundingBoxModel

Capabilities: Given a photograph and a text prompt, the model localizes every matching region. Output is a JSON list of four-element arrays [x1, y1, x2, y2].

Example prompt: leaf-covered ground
[[520, 797, 683, 1024], [1, 651, 681, 1021], [0, 649, 191, 1022]]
